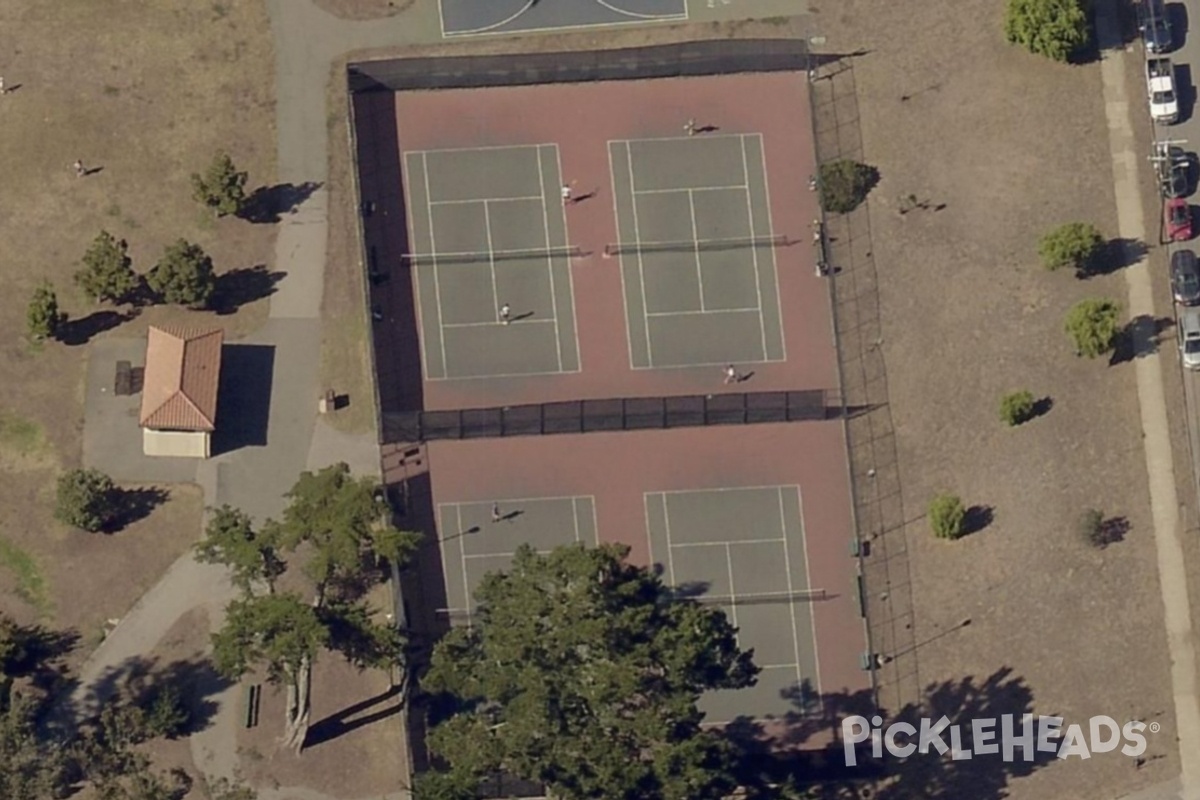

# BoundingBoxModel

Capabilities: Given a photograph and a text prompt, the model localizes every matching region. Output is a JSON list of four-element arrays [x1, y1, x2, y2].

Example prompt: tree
[[999, 390, 1036, 426], [271, 463, 420, 601], [0, 695, 71, 800], [146, 239, 215, 308], [1004, 0, 1089, 62], [191, 152, 248, 217], [55, 468, 119, 532], [194, 505, 285, 594], [1038, 222, 1103, 272], [211, 593, 328, 751], [817, 159, 879, 214], [208, 777, 258, 800], [928, 494, 966, 540], [422, 542, 758, 800], [26, 281, 61, 341], [1064, 297, 1120, 358], [75, 231, 139, 304]]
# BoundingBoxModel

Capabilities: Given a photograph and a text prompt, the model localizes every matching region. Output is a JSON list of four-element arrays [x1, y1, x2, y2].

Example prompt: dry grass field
[[0, 0, 275, 650], [811, 0, 1181, 797]]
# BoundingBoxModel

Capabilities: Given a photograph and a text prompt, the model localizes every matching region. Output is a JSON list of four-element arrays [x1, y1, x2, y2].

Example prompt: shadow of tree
[[305, 685, 404, 748], [1029, 396, 1053, 421], [0, 620, 79, 699], [1110, 314, 1175, 365], [211, 264, 286, 315], [67, 654, 232, 738], [102, 486, 170, 533], [961, 505, 994, 536], [726, 668, 1051, 799], [1079, 238, 1149, 279], [238, 181, 323, 223], [57, 309, 139, 346]]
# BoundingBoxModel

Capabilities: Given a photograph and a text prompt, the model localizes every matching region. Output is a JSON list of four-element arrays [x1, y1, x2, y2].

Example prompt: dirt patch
[[312, 0, 416, 20], [812, 0, 1177, 797]]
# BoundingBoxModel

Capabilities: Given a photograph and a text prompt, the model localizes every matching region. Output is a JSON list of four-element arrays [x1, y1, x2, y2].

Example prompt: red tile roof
[[138, 325, 223, 432]]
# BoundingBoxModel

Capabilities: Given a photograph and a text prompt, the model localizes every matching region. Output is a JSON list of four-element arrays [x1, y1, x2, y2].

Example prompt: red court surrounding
[[355, 72, 830, 413], [418, 421, 871, 718]]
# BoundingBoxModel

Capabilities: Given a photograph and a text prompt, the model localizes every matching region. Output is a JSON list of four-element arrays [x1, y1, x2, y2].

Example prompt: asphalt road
[[1150, 5, 1200, 508]]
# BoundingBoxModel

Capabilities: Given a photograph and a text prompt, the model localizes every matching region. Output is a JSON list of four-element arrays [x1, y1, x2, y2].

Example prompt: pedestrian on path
[[73, 159, 86, 178], [500, 303, 511, 325], [561, 183, 573, 205], [0, 77, 7, 95], [724, 364, 740, 385], [492, 502, 502, 523], [684, 118, 697, 136], [808, 174, 817, 191]]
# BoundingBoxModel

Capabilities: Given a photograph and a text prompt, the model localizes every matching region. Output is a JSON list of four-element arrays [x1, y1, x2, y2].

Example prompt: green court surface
[[404, 144, 581, 380], [645, 485, 820, 720], [608, 134, 787, 370]]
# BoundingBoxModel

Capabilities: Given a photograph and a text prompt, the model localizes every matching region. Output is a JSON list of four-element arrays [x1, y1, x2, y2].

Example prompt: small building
[[138, 324, 224, 458]]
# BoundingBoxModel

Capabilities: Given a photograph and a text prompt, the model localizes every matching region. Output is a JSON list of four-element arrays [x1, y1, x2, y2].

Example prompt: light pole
[[806, 35, 827, 82]]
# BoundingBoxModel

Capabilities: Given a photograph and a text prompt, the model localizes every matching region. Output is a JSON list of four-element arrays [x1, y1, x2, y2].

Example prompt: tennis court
[[403, 144, 581, 381], [435, 495, 599, 625], [645, 485, 821, 720], [608, 134, 788, 370]]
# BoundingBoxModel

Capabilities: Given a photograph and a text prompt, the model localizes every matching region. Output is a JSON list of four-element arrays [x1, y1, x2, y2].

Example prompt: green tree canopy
[[195, 505, 285, 594], [75, 231, 139, 304], [1038, 222, 1103, 272], [1064, 297, 1121, 358], [1004, 0, 1089, 62], [54, 468, 119, 532], [26, 281, 61, 341], [421, 542, 758, 800], [271, 463, 420, 599], [0, 695, 70, 800], [191, 152, 249, 217], [146, 239, 215, 308], [817, 159, 879, 215], [212, 593, 328, 685]]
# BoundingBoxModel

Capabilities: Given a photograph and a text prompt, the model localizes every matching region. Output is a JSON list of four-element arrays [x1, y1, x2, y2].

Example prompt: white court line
[[611, 133, 744, 146], [442, 319, 556, 330], [537, 145, 564, 372], [739, 134, 769, 361], [625, 140, 655, 367], [607, 142, 639, 372], [484, 201, 501, 322], [655, 484, 803, 498], [427, 364, 582, 382], [422, 153, 450, 379], [571, 497, 582, 543], [724, 543, 740, 636], [593, 0, 686, 20], [439, 0, 533, 36], [645, 308, 760, 318], [755, 133, 789, 363], [758, 662, 806, 670], [628, 355, 783, 372], [632, 185, 748, 196], [429, 195, 546, 206], [552, 145, 584, 372], [797, 488, 823, 698], [401, 154, 432, 382], [646, 493, 678, 586], [407, 142, 558, 157], [777, 488, 806, 692], [588, 497, 600, 547], [671, 537, 786, 548], [687, 189, 707, 312], [440, 6, 687, 39], [455, 505, 473, 627]]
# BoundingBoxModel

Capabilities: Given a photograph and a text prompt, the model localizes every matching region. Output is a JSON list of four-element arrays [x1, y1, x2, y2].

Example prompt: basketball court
[[608, 133, 788, 369], [439, 0, 688, 38], [403, 143, 581, 381]]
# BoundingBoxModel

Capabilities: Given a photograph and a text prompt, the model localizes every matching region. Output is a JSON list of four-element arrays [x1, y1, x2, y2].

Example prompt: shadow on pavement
[[212, 344, 275, 455]]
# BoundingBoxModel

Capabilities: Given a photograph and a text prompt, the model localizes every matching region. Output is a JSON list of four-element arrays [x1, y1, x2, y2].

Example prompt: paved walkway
[[1095, 2, 1200, 798]]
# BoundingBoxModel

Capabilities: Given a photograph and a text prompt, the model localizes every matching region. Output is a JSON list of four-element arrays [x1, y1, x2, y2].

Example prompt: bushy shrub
[[55, 468, 118, 532], [818, 159, 879, 214], [1039, 222, 1103, 272], [929, 493, 966, 540], [1064, 298, 1120, 358], [1004, 0, 1090, 62], [1000, 390, 1036, 426]]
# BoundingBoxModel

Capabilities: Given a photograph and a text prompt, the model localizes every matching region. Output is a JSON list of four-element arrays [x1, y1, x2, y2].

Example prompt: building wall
[[142, 428, 209, 459]]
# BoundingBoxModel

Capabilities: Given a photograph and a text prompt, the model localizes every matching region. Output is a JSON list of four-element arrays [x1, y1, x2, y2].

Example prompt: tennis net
[[402, 245, 582, 265], [603, 234, 792, 257]]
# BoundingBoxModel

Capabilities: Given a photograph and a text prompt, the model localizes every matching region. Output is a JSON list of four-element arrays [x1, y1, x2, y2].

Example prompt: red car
[[1167, 197, 1193, 241]]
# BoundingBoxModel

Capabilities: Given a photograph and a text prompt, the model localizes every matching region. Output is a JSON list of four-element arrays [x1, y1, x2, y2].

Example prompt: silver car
[[1179, 307, 1200, 369]]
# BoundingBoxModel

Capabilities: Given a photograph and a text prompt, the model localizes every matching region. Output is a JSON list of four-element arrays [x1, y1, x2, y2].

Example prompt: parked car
[[1166, 197, 1193, 241], [1171, 250, 1200, 304], [1148, 58, 1180, 124], [1158, 145, 1191, 198], [1179, 307, 1200, 369], [1140, 0, 1173, 53]]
